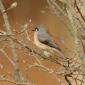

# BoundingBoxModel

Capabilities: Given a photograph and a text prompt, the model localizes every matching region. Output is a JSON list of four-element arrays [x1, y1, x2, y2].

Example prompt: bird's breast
[[34, 32, 51, 50]]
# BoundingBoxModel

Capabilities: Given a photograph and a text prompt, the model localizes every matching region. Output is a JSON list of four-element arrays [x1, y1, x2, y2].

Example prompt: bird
[[33, 24, 64, 57]]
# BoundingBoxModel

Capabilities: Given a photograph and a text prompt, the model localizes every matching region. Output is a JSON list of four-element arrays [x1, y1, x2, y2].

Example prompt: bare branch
[[0, 0, 20, 82]]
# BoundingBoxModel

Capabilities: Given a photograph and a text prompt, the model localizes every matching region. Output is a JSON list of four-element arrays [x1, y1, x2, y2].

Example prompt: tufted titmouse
[[33, 24, 64, 57]]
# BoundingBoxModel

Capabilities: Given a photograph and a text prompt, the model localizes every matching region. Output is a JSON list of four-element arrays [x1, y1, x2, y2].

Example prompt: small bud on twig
[[3, 1, 17, 13]]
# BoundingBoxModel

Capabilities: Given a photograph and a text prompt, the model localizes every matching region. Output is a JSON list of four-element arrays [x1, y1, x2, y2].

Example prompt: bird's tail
[[52, 48, 65, 58]]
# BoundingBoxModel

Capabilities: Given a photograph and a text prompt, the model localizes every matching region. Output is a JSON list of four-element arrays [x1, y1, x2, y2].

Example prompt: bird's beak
[[32, 29, 35, 31], [32, 27, 37, 31]]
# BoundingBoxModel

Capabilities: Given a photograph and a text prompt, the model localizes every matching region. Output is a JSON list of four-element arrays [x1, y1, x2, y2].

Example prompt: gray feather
[[37, 25, 59, 50]]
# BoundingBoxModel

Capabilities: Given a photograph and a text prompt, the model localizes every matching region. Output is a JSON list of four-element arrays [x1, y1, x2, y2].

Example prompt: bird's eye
[[35, 27, 39, 31]]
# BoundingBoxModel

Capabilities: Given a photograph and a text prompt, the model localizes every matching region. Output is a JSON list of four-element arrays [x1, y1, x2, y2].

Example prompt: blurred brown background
[[0, 0, 75, 85]]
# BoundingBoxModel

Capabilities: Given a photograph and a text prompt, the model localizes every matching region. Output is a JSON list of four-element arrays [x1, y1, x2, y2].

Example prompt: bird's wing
[[38, 32, 60, 50]]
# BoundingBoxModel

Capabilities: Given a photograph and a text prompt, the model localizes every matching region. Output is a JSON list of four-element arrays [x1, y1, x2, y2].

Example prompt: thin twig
[[0, 0, 20, 82]]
